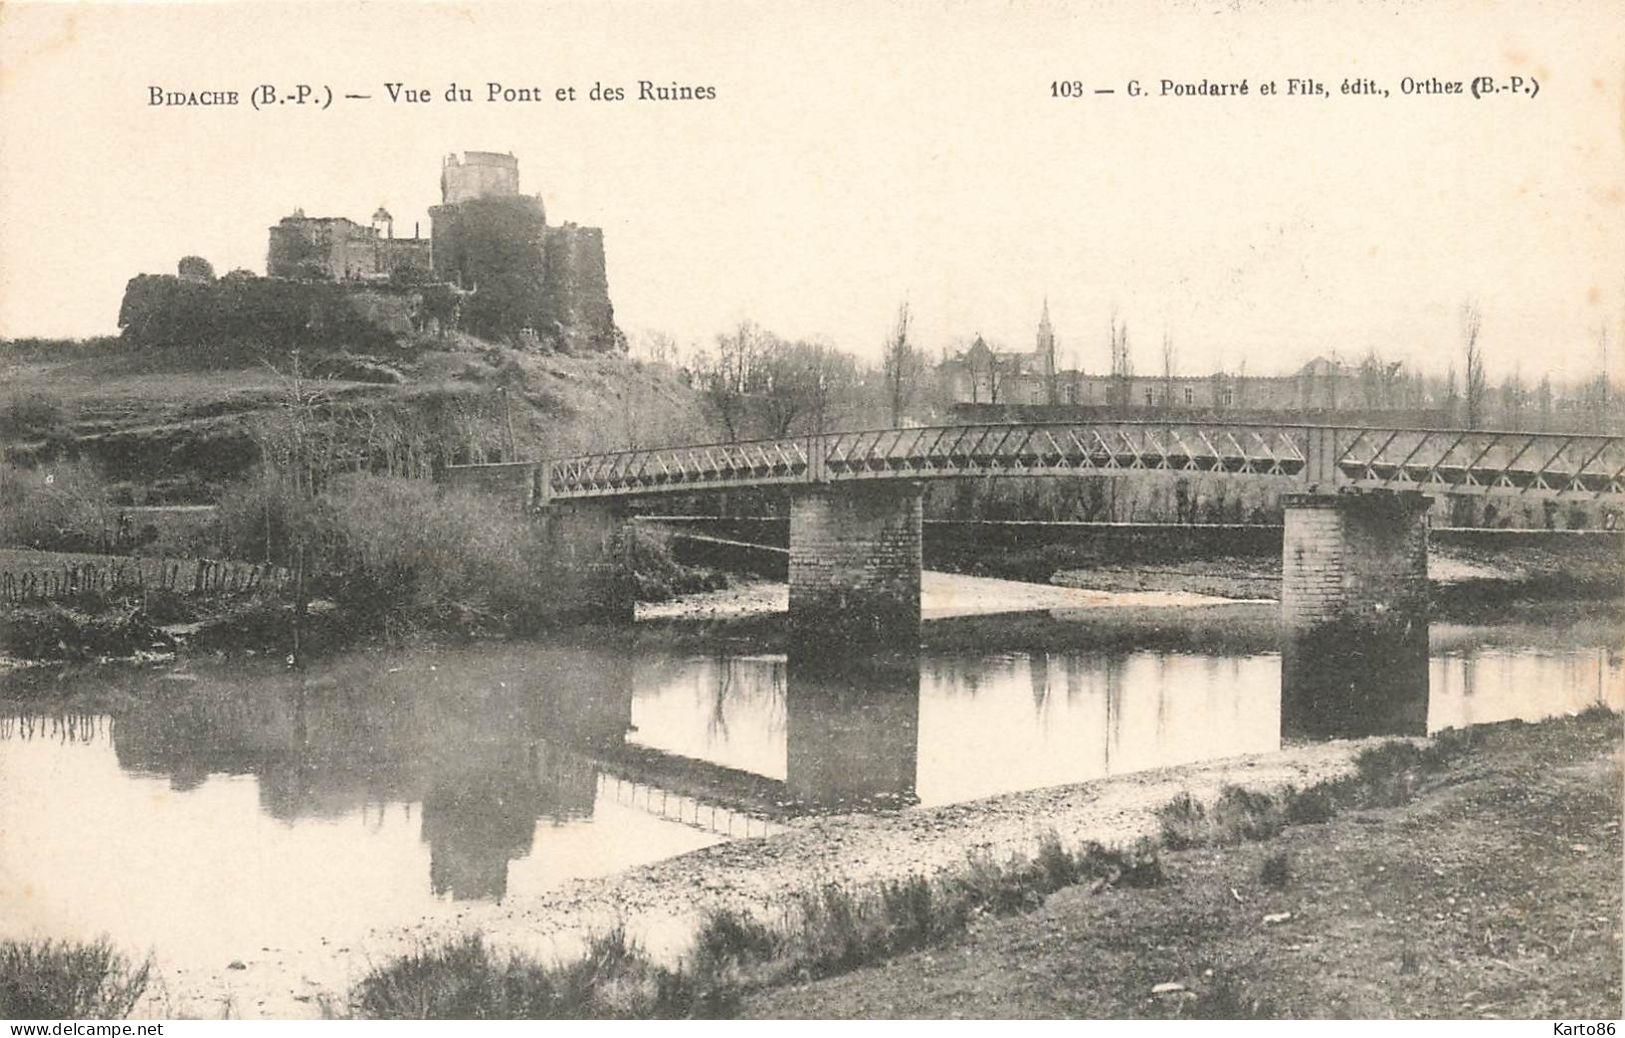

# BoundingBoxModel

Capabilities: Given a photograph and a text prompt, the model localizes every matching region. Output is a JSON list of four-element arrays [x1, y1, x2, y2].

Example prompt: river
[[0, 612, 1618, 979]]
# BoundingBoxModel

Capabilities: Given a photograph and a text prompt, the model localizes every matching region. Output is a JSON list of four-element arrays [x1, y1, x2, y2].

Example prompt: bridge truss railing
[[1328, 427, 1625, 498], [541, 422, 1625, 502]]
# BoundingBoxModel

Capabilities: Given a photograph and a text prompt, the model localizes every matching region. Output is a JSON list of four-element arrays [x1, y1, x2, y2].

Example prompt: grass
[[350, 838, 1164, 1019], [743, 708, 1623, 1019], [350, 931, 718, 1020], [1156, 735, 1479, 851], [351, 728, 1490, 1018], [0, 939, 151, 1019]]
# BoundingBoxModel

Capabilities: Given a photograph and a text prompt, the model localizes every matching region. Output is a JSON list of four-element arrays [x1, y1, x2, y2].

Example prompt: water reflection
[[785, 649, 920, 809], [629, 649, 1284, 809], [1280, 622, 1431, 739], [1, 621, 1619, 973], [44, 644, 739, 905]]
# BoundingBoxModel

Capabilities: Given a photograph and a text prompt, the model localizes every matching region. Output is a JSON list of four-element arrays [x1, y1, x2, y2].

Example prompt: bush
[[0, 603, 175, 662], [1259, 852, 1291, 889], [313, 474, 548, 631], [355, 833, 1166, 1020], [626, 524, 728, 602], [0, 392, 71, 441], [351, 931, 709, 1020], [0, 461, 120, 552], [0, 939, 151, 1019]]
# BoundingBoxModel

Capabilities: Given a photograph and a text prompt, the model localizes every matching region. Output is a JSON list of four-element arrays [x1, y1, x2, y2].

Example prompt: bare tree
[[1462, 301, 1487, 429], [695, 321, 767, 440], [1160, 331, 1176, 411], [1500, 366, 1526, 429], [1596, 324, 1612, 425], [1109, 313, 1132, 408], [985, 347, 1010, 405], [881, 301, 925, 427], [630, 328, 680, 365], [760, 338, 857, 437]]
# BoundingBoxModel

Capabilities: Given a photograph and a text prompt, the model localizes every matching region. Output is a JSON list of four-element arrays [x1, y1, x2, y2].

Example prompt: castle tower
[[371, 207, 394, 239], [440, 151, 523, 206]]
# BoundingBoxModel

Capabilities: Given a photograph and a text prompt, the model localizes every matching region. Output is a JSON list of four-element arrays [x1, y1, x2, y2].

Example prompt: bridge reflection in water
[[5, 628, 1617, 915], [1281, 622, 1431, 740]]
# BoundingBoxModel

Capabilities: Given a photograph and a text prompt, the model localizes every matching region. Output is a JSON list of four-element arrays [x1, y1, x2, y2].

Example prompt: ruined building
[[264, 151, 617, 352], [267, 208, 432, 281]]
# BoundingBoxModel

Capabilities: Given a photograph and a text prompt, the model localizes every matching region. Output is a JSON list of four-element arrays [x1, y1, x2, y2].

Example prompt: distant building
[[940, 305, 1433, 418]]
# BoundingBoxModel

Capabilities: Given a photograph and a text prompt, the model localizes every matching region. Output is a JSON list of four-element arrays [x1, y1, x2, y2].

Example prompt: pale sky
[[1, 0, 1621, 381]]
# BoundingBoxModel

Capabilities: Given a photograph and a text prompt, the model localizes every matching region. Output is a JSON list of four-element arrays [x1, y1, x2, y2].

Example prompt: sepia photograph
[[0, 0, 1621, 1025]]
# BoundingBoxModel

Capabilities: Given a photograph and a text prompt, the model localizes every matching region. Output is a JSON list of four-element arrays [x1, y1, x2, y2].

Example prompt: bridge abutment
[[1280, 491, 1432, 738], [538, 499, 636, 624], [789, 483, 923, 647]]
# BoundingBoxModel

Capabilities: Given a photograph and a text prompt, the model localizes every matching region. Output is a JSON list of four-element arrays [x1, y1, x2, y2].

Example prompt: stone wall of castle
[[268, 215, 433, 281], [541, 224, 616, 353]]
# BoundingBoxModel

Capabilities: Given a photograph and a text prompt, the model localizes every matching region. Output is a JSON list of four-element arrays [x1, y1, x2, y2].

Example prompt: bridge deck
[[459, 422, 1625, 503]]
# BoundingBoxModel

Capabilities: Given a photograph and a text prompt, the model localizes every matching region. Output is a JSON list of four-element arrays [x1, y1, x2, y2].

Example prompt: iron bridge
[[532, 422, 1625, 503]]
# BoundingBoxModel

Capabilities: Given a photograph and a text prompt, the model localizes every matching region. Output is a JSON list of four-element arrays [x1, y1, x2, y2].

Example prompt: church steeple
[[1036, 298, 1056, 387]]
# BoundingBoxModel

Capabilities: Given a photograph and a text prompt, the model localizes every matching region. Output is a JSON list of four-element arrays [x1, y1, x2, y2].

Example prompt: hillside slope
[[0, 340, 717, 502]]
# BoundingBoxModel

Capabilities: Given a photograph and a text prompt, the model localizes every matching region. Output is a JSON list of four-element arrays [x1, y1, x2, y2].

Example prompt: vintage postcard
[[1, 0, 1620, 1024]]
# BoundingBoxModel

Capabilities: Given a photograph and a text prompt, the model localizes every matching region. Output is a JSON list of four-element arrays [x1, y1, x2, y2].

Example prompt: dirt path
[[741, 713, 1623, 1020]]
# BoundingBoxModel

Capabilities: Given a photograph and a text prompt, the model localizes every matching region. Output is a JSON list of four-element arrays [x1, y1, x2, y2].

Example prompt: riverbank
[[120, 705, 1618, 1018], [134, 729, 1383, 1018], [741, 709, 1622, 1019]]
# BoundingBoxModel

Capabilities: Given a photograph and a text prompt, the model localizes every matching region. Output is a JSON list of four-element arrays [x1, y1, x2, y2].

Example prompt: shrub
[[0, 604, 175, 662], [1282, 783, 1341, 825], [0, 460, 120, 552], [356, 834, 1167, 1020], [315, 474, 548, 630], [0, 392, 71, 440], [1211, 786, 1286, 843], [1157, 792, 1210, 850], [1259, 852, 1291, 889], [0, 939, 151, 1019], [350, 931, 708, 1020], [692, 909, 779, 971], [626, 524, 727, 602]]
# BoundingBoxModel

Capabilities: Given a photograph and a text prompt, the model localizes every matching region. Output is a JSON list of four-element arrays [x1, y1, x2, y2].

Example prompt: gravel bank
[[144, 732, 1381, 1019]]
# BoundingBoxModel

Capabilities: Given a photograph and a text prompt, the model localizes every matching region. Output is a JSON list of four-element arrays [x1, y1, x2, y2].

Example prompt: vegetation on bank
[[0, 461, 724, 661], [345, 718, 1520, 1020], [742, 706, 1622, 1020], [351, 838, 1165, 1019], [0, 939, 151, 1019]]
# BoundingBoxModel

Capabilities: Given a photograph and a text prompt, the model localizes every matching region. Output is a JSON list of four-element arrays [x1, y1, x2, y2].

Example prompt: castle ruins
[[264, 151, 617, 352]]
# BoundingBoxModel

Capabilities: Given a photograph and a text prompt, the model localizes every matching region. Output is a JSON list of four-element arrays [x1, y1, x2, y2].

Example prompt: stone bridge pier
[[788, 482, 924, 648], [537, 499, 636, 624], [1280, 491, 1432, 738]]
